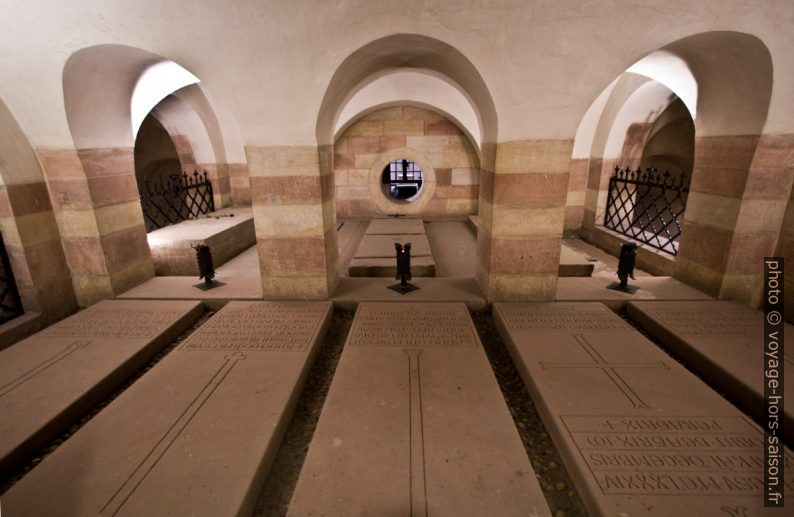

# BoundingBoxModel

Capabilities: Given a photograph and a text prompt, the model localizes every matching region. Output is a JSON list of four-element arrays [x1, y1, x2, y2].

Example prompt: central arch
[[316, 33, 497, 151], [309, 33, 498, 296]]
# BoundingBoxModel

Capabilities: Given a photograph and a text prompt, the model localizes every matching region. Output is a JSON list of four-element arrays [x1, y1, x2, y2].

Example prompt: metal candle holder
[[388, 242, 420, 294], [193, 243, 225, 290], [607, 242, 639, 293]]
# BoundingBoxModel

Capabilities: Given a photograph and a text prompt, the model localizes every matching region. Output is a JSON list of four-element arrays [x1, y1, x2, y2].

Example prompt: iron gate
[[139, 171, 215, 232], [0, 232, 24, 324], [603, 166, 689, 256]]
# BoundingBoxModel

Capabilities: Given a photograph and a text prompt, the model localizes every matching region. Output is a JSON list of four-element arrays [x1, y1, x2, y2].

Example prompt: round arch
[[568, 30, 774, 288], [316, 33, 498, 163], [569, 31, 772, 226], [333, 69, 483, 154]]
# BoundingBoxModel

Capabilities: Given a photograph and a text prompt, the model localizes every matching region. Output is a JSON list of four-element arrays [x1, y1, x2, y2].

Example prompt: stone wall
[[248, 145, 337, 299], [476, 140, 570, 301], [675, 134, 794, 305], [39, 148, 154, 307], [334, 106, 478, 217], [0, 180, 76, 322]]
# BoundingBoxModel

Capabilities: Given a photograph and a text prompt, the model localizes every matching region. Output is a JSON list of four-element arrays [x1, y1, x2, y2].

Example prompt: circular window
[[381, 159, 424, 202]]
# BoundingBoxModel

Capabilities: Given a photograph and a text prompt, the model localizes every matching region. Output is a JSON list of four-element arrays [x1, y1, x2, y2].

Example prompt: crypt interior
[[0, 1, 792, 516]]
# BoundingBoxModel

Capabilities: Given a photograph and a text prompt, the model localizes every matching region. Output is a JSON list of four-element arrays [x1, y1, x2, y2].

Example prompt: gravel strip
[[254, 310, 353, 516], [472, 311, 589, 517]]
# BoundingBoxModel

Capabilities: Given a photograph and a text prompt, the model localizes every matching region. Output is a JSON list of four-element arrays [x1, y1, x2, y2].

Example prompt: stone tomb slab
[[354, 233, 432, 258], [0, 299, 202, 474], [364, 217, 425, 235], [289, 302, 550, 516], [494, 302, 793, 516], [558, 244, 594, 277], [349, 233, 436, 277], [4, 301, 332, 517], [147, 206, 255, 276], [628, 300, 793, 444]]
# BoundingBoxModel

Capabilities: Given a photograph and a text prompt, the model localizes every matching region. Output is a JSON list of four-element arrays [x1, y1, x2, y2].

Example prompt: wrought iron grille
[[0, 232, 24, 324], [139, 171, 215, 232], [603, 166, 689, 256]]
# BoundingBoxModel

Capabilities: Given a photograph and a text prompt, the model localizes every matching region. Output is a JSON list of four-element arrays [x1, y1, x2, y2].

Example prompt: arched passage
[[570, 30, 779, 305], [0, 96, 76, 328], [318, 34, 504, 298], [58, 44, 247, 306]]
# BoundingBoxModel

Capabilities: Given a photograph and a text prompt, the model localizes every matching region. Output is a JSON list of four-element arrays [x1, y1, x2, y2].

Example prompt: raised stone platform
[[117, 276, 263, 311], [347, 256, 435, 277], [0, 300, 203, 473], [558, 245, 594, 277], [349, 232, 435, 278], [627, 300, 793, 444], [556, 276, 712, 311], [355, 233, 432, 257], [460, 219, 594, 277], [3, 301, 332, 516], [331, 277, 488, 312], [289, 302, 550, 516], [494, 302, 793, 515], [147, 206, 255, 276], [365, 218, 425, 235], [118, 246, 262, 310]]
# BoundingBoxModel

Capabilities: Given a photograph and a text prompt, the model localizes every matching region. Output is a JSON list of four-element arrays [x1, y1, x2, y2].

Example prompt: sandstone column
[[39, 148, 153, 307], [675, 135, 794, 306], [0, 178, 76, 322], [476, 140, 570, 301], [248, 145, 337, 299]]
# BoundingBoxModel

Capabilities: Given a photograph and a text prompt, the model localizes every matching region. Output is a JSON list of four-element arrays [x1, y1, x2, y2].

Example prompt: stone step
[[494, 301, 793, 515], [0, 299, 203, 474], [289, 302, 550, 516], [558, 245, 595, 277], [627, 300, 793, 444], [3, 301, 332, 517]]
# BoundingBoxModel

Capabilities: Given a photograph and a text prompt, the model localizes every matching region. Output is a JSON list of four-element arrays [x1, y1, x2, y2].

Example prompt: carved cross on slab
[[101, 352, 246, 515], [540, 334, 669, 409], [405, 349, 428, 517], [0, 341, 90, 399]]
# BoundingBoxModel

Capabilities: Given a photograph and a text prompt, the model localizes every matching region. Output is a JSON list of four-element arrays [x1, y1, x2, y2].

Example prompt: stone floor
[[12, 217, 787, 516], [121, 218, 707, 311]]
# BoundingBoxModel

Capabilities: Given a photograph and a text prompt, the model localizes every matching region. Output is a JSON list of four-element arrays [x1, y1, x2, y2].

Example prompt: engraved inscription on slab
[[182, 304, 326, 352], [43, 308, 185, 339], [561, 415, 793, 496], [349, 305, 478, 347], [502, 306, 630, 333], [646, 306, 759, 337]]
